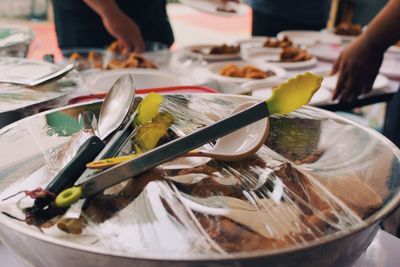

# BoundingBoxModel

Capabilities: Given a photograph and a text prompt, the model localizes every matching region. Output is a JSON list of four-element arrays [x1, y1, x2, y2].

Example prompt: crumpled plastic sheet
[[0, 94, 399, 258]]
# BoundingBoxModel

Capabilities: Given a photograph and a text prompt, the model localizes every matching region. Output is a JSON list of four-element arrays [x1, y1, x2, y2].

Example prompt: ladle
[[87, 101, 269, 170], [33, 74, 135, 209]]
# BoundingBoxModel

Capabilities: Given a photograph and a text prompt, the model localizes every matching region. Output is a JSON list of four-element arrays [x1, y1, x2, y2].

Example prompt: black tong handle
[[34, 135, 105, 209]]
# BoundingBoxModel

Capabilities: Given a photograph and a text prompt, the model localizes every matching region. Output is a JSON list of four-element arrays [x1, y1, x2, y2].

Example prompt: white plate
[[250, 84, 332, 105], [180, 0, 248, 16], [206, 60, 286, 84], [277, 30, 341, 46], [380, 58, 400, 80], [183, 44, 241, 61], [308, 44, 342, 62], [321, 28, 359, 43], [82, 68, 180, 93], [252, 55, 318, 70], [322, 73, 389, 91]]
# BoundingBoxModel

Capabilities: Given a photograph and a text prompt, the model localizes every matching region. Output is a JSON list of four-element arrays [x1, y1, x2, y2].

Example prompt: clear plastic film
[[0, 94, 399, 259]]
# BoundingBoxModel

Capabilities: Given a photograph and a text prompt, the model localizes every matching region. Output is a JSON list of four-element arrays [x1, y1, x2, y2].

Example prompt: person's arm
[[83, 0, 145, 52], [332, 0, 400, 102]]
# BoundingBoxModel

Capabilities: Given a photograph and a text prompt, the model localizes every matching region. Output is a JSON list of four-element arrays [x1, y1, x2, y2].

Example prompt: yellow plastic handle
[[55, 186, 82, 207], [87, 149, 201, 170], [86, 154, 138, 169], [266, 72, 323, 115]]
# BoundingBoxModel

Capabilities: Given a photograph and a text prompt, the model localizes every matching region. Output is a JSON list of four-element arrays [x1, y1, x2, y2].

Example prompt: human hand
[[102, 10, 145, 53], [331, 38, 384, 102]]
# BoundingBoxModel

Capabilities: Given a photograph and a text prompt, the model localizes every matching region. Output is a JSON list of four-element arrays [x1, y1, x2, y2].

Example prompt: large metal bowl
[[0, 94, 399, 267]]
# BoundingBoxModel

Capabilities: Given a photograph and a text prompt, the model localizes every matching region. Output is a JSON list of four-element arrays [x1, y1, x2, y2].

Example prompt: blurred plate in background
[[206, 60, 286, 84], [308, 44, 342, 62], [183, 44, 241, 61], [252, 54, 318, 70], [277, 30, 341, 46]]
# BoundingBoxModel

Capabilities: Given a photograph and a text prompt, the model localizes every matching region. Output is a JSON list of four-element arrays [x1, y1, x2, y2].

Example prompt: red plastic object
[[68, 86, 218, 105]]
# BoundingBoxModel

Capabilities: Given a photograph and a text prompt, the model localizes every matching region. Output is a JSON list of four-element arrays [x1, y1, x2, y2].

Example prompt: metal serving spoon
[[86, 101, 270, 170], [33, 74, 135, 209]]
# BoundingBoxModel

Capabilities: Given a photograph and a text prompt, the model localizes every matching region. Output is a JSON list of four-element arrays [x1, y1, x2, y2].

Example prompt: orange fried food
[[242, 65, 268, 79], [68, 41, 158, 70], [88, 51, 103, 69], [69, 52, 83, 60], [107, 41, 124, 53], [106, 59, 127, 70], [106, 53, 157, 70], [220, 64, 243, 77], [280, 46, 312, 62], [264, 36, 293, 48], [220, 64, 275, 79]]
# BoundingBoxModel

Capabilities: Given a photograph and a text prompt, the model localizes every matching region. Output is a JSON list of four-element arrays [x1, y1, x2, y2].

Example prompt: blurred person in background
[[332, 0, 400, 102], [331, 0, 400, 236], [223, 0, 332, 36], [52, 0, 174, 53]]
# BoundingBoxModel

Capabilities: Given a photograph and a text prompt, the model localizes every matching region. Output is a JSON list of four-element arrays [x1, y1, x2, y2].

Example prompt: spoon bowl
[[98, 73, 136, 139], [186, 101, 269, 161]]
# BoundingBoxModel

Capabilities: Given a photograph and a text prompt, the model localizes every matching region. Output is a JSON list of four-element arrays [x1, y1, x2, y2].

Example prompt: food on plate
[[263, 35, 293, 48], [396, 41, 400, 47], [279, 46, 312, 62], [106, 53, 157, 69], [192, 44, 240, 55], [219, 64, 275, 79], [68, 41, 157, 70], [334, 22, 362, 36]]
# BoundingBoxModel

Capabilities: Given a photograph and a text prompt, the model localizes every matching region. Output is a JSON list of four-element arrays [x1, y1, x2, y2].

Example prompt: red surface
[[68, 86, 218, 105], [27, 22, 62, 61]]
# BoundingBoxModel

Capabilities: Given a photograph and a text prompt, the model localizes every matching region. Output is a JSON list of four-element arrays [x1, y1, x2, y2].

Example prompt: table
[[1, 230, 399, 267]]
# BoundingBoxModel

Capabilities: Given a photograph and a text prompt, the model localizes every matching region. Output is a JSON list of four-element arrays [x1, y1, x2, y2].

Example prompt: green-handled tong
[[55, 72, 323, 207]]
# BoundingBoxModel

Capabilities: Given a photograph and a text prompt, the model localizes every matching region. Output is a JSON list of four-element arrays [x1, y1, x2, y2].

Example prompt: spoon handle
[[85, 149, 208, 170], [34, 135, 105, 209]]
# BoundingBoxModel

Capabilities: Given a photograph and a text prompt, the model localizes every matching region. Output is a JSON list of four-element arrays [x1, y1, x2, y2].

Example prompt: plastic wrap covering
[[0, 94, 399, 261], [0, 26, 33, 58], [0, 75, 78, 128]]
